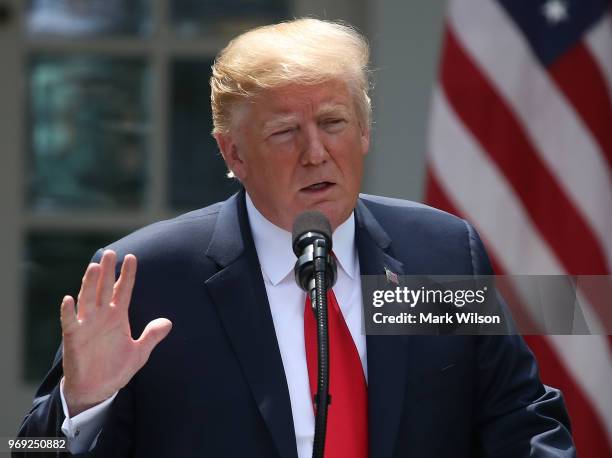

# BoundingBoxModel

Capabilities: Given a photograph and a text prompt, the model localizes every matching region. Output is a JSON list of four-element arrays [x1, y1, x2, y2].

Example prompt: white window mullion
[[148, 0, 168, 218]]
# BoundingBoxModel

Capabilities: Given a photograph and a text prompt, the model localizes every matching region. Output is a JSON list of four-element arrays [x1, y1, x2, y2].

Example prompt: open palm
[[60, 250, 172, 416]]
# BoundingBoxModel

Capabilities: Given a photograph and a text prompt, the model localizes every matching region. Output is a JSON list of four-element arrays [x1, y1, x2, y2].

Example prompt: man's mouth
[[301, 182, 334, 192]]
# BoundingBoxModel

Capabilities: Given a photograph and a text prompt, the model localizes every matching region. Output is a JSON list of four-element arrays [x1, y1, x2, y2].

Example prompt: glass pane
[[26, 0, 152, 37], [169, 59, 240, 210], [27, 56, 150, 210], [23, 231, 123, 382], [171, 0, 289, 38]]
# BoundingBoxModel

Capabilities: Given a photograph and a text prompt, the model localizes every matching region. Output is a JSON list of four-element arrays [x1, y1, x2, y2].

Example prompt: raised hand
[[60, 250, 172, 416]]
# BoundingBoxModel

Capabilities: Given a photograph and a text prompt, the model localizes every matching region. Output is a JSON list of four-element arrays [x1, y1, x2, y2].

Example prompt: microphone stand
[[310, 238, 332, 458], [292, 213, 337, 458]]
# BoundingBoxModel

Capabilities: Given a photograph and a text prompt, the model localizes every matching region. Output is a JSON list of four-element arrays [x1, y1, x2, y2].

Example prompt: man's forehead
[[263, 101, 350, 120], [258, 82, 352, 113], [230, 81, 354, 131]]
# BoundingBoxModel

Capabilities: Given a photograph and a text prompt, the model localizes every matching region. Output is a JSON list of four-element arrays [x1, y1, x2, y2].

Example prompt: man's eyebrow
[[262, 114, 299, 132], [317, 103, 351, 117], [261, 102, 351, 132]]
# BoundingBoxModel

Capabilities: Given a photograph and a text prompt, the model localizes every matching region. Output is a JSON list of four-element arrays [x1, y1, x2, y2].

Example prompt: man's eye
[[323, 119, 346, 130], [272, 128, 294, 136]]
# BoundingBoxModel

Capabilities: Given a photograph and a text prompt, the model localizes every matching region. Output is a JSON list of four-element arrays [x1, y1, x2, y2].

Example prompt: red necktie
[[304, 290, 368, 458]]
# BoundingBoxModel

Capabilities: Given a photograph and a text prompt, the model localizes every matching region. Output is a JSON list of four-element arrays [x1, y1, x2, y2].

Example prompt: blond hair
[[210, 18, 371, 134]]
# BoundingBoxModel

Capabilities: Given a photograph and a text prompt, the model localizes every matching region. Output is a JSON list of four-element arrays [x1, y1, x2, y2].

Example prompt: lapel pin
[[384, 266, 399, 285]]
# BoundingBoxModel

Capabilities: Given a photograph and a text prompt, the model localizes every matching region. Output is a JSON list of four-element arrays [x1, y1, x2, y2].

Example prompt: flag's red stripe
[[424, 168, 612, 457], [548, 42, 612, 171], [440, 26, 609, 277], [424, 166, 459, 218]]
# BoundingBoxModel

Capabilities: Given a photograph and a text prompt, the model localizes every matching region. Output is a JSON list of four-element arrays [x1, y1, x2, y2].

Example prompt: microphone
[[292, 211, 337, 301], [292, 210, 336, 458]]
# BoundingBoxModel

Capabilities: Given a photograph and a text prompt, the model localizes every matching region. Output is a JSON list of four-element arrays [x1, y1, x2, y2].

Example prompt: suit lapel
[[355, 199, 411, 458], [204, 190, 298, 458]]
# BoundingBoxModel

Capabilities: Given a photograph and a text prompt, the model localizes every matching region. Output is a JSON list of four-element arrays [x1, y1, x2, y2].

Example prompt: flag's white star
[[541, 0, 569, 24]]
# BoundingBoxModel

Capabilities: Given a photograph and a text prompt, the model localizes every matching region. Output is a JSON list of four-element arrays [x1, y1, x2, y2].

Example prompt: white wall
[[364, 0, 447, 200]]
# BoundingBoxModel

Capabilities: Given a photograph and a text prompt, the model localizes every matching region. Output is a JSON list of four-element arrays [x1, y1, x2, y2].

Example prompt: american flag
[[424, 0, 612, 456]]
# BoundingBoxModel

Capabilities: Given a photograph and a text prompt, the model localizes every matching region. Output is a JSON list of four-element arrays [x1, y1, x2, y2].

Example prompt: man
[[17, 18, 574, 457]]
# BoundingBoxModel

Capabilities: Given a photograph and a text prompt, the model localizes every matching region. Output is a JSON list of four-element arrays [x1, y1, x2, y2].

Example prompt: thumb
[[136, 318, 173, 365]]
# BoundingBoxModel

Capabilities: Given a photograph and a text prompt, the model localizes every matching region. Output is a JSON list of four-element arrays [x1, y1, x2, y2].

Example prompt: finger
[[112, 254, 137, 308], [96, 250, 117, 308], [76, 263, 101, 321], [136, 318, 173, 368], [60, 295, 78, 333]]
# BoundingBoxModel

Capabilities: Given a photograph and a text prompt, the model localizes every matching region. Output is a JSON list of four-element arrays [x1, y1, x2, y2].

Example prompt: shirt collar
[[245, 193, 357, 286]]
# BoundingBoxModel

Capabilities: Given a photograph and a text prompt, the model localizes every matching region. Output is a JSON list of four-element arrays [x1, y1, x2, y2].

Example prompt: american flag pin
[[384, 267, 399, 285]]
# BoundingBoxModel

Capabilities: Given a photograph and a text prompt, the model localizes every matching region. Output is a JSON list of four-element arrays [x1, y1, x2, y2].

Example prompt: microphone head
[[292, 211, 333, 256]]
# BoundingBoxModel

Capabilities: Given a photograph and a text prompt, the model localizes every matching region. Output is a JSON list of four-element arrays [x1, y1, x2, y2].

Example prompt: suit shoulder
[[103, 201, 223, 261], [358, 194, 492, 274], [358, 193, 467, 232]]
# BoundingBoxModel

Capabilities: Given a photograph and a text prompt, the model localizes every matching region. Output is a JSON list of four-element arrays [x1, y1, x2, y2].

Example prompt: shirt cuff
[[59, 377, 118, 454]]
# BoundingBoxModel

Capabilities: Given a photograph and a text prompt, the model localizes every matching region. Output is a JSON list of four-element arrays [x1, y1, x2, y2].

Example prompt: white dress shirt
[[60, 193, 367, 457]]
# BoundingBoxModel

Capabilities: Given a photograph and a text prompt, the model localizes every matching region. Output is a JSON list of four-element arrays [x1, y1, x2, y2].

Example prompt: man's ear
[[214, 132, 247, 181], [360, 125, 370, 156]]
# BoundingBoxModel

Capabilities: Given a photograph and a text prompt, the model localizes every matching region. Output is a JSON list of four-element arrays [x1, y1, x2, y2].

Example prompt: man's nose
[[300, 125, 328, 166]]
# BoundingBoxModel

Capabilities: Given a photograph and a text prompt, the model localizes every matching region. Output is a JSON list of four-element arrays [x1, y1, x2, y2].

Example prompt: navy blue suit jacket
[[18, 190, 575, 457]]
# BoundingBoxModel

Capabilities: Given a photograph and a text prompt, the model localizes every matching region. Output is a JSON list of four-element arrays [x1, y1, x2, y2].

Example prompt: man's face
[[215, 80, 370, 231]]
